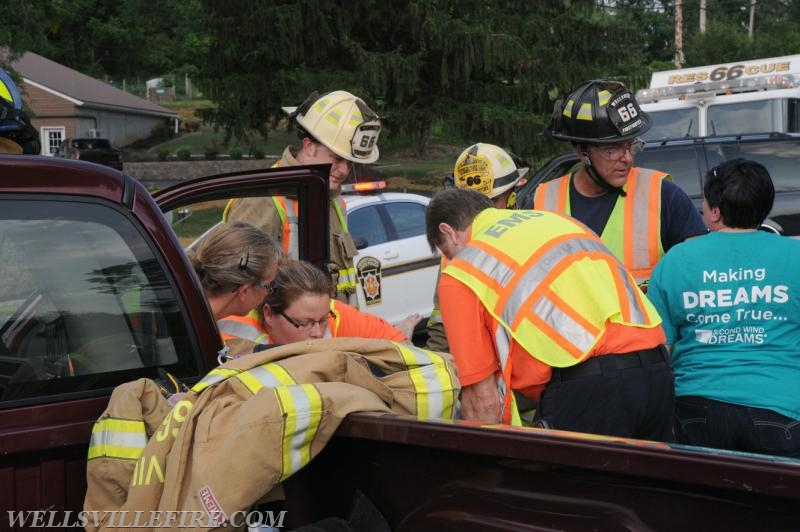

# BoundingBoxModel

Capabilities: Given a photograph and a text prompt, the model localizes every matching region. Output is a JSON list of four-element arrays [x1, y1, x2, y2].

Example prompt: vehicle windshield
[[642, 108, 699, 140], [707, 100, 775, 136]]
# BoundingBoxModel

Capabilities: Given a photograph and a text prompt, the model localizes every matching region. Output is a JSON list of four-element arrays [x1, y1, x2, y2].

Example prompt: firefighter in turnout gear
[[427, 188, 674, 439], [536, 80, 705, 289], [223, 90, 381, 306]]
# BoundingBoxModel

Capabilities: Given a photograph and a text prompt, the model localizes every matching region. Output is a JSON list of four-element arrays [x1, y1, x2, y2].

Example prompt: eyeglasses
[[279, 310, 333, 331], [592, 139, 645, 161]]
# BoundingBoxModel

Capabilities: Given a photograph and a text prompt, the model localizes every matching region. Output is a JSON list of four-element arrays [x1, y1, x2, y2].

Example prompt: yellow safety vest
[[533, 167, 667, 285], [443, 209, 662, 422]]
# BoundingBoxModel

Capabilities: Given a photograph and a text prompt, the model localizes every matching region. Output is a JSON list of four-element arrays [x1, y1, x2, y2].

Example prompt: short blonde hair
[[188, 222, 283, 296]]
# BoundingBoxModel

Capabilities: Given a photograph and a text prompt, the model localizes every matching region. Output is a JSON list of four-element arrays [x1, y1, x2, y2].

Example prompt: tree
[[195, 0, 660, 159]]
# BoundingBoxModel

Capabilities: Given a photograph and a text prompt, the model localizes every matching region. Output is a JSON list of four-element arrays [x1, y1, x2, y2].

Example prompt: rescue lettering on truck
[[636, 54, 800, 140]]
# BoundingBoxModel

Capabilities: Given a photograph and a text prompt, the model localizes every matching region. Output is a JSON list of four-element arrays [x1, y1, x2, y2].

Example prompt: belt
[[553, 347, 667, 381]]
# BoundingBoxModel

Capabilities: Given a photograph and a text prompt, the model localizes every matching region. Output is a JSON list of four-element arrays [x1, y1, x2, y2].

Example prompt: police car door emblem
[[356, 256, 383, 305]]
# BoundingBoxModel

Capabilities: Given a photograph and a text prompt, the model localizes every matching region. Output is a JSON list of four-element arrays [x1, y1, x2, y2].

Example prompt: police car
[[343, 181, 440, 327]]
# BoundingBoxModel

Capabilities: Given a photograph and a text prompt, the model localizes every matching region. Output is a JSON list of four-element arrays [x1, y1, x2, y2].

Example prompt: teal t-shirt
[[648, 231, 800, 421]]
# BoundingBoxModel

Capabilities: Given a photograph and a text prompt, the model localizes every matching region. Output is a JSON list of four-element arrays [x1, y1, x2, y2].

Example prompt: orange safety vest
[[218, 300, 343, 344], [443, 208, 662, 424], [533, 167, 667, 284]]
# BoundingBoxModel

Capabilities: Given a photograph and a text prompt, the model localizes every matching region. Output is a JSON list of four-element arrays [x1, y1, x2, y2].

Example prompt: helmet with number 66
[[283, 90, 381, 163], [548, 80, 651, 144]]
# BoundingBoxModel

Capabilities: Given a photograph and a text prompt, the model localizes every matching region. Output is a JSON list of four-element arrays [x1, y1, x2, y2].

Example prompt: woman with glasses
[[187, 221, 283, 321], [221, 259, 407, 354], [536, 79, 706, 291]]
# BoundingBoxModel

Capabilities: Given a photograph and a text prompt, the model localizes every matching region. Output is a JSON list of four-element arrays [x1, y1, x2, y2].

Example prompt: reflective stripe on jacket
[[443, 209, 662, 422], [332, 195, 357, 294], [533, 167, 667, 284]]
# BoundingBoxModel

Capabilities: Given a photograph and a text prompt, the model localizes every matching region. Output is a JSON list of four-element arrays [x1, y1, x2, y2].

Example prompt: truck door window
[[0, 199, 196, 405], [788, 99, 800, 133]]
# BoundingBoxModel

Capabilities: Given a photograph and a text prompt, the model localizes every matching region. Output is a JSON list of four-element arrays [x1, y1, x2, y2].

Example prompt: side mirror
[[353, 236, 368, 250]]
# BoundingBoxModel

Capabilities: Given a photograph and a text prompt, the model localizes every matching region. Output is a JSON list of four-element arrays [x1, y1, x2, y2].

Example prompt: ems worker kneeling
[[219, 259, 407, 356], [427, 188, 675, 439]]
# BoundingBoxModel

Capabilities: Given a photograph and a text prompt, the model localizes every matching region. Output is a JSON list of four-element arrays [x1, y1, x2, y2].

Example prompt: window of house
[[40, 127, 65, 156]]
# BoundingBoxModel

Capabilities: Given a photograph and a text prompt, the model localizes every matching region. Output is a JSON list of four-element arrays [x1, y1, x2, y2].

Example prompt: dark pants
[[535, 346, 675, 441], [674, 396, 800, 458]]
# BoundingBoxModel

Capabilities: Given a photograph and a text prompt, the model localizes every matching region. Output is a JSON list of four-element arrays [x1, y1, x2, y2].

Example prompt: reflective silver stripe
[[88, 418, 147, 460], [538, 179, 563, 211], [615, 262, 647, 324], [494, 324, 511, 414], [629, 168, 659, 271], [457, 246, 516, 287], [277, 384, 322, 479], [285, 199, 299, 258], [217, 319, 263, 342], [192, 367, 241, 393], [532, 295, 595, 353], [235, 363, 298, 395], [393, 343, 457, 420]]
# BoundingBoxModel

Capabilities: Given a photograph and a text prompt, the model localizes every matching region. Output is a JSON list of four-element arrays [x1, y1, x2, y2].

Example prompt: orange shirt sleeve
[[438, 274, 499, 387], [334, 301, 407, 342]]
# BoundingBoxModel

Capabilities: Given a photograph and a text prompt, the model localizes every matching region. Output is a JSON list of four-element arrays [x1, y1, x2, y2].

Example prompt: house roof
[[13, 52, 177, 119]]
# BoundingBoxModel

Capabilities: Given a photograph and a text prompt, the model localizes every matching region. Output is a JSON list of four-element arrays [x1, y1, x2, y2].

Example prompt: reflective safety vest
[[443, 209, 662, 424], [218, 311, 270, 344], [533, 167, 667, 284], [219, 300, 343, 345]]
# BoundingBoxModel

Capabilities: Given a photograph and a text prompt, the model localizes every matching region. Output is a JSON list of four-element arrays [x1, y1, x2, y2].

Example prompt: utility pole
[[675, 0, 684, 68], [700, 0, 706, 34], [749, 0, 756, 40]]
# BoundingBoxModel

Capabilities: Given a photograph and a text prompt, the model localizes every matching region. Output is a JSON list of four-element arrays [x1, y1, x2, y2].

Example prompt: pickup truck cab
[[55, 137, 124, 170], [2, 155, 800, 530]]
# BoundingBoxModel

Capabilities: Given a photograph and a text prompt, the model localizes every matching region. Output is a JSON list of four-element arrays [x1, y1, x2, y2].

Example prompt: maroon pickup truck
[[1, 155, 799, 531]]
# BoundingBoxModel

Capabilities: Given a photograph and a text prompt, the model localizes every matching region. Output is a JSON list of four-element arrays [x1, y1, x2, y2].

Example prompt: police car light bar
[[636, 74, 798, 104], [342, 180, 387, 193]]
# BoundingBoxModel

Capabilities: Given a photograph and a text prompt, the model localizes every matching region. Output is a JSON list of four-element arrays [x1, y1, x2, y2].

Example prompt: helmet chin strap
[[580, 146, 627, 197]]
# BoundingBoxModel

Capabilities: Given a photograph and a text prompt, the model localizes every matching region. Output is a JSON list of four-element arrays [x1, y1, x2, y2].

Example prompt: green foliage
[[156, 149, 170, 161], [252, 148, 266, 159], [176, 147, 192, 161], [203, 143, 220, 160], [229, 148, 243, 160]]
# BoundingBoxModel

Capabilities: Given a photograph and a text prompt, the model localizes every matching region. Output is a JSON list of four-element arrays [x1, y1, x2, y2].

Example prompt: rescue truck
[[636, 54, 800, 140]]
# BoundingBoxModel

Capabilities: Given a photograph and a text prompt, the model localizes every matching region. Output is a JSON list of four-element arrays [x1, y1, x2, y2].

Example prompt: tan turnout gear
[[84, 338, 459, 531], [283, 90, 381, 163]]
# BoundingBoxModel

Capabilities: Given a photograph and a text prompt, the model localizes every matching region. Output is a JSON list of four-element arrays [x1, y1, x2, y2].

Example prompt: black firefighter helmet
[[548, 79, 651, 145]]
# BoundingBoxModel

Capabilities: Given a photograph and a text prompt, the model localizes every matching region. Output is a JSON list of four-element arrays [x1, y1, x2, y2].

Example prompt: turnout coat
[[84, 338, 459, 531]]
